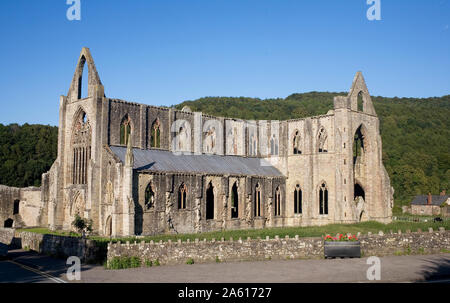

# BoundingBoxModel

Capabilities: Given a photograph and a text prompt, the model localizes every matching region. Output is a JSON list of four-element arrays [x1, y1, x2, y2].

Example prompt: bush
[[186, 258, 195, 265], [154, 259, 160, 266], [145, 259, 153, 267], [71, 214, 93, 235]]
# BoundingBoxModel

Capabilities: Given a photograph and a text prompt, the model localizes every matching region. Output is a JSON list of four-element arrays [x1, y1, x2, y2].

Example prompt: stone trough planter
[[324, 241, 361, 258]]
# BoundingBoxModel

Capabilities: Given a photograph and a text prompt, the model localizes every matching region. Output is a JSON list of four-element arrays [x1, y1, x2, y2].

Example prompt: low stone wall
[[16, 231, 105, 263], [0, 228, 105, 263], [0, 228, 15, 246], [107, 228, 450, 266]]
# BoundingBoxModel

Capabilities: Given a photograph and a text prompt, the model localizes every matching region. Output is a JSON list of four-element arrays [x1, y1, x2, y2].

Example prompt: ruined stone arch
[[71, 107, 91, 185], [292, 129, 301, 154], [254, 182, 262, 217], [67, 48, 103, 102], [150, 118, 161, 148], [231, 181, 239, 218], [274, 186, 281, 216], [205, 181, 215, 220], [352, 123, 371, 166], [120, 114, 133, 145], [317, 127, 328, 153], [70, 191, 85, 218], [318, 181, 329, 215], [178, 183, 188, 209], [145, 181, 155, 209], [294, 183, 302, 214]]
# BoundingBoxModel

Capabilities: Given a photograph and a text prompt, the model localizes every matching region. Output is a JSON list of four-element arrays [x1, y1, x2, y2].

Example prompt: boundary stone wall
[[0, 229, 105, 263], [107, 228, 450, 266]]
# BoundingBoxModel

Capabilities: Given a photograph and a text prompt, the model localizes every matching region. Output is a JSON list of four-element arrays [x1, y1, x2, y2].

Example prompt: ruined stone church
[[0, 48, 393, 236]]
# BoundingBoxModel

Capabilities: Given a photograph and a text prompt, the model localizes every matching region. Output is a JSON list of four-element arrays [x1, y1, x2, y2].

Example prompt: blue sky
[[0, 0, 449, 126]]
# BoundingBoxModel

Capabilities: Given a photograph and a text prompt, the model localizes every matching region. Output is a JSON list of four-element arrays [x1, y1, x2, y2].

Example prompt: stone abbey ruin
[[0, 48, 393, 236]]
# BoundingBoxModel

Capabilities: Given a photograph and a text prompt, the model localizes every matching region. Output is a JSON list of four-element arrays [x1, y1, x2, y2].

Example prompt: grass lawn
[[19, 220, 448, 245]]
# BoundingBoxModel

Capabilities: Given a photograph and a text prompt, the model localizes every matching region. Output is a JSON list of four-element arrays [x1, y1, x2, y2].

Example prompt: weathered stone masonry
[[0, 47, 394, 236]]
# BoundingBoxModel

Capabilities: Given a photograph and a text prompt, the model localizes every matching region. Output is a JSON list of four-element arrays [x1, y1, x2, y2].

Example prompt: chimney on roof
[[440, 190, 446, 196], [427, 192, 432, 205]]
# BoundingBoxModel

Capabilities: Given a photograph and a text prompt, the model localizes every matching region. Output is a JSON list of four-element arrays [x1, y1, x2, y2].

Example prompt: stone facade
[[0, 48, 394, 236], [107, 229, 450, 265], [0, 185, 44, 228]]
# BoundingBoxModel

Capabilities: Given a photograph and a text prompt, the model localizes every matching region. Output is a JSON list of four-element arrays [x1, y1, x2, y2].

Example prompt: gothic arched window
[[293, 130, 301, 154], [145, 182, 155, 209], [274, 186, 281, 216], [270, 134, 278, 156], [72, 110, 91, 184], [318, 127, 328, 153], [319, 183, 328, 215], [231, 182, 239, 218], [120, 115, 132, 145], [151, 119, 161, 148], [206, 182, 214, 219], [294, 185, 302, 214], [254, 183, 262, 217], [178, 183, 187, 209]]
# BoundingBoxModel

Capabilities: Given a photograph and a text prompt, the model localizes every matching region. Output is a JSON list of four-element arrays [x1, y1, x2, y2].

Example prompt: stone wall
[[0, 228, 105, 263], [0, 185, 43, 228], [0, 228, 15, 246], [107, 228, 450, 266]]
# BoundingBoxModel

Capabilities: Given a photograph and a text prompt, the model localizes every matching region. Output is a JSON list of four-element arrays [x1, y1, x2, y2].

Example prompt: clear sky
[[0, 0, 449, 126]]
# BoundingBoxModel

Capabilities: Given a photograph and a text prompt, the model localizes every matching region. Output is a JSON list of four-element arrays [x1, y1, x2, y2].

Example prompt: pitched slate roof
[[411, 195, 450, 206], [109, 146, 284, 177]]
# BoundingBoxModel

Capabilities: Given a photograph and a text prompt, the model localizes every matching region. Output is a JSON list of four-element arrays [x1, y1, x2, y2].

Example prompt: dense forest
[[0, 124, 58, 187], [0, 92, 448, 213]]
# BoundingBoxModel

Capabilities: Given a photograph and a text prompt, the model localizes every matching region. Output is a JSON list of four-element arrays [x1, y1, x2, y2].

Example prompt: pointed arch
[[354, 183, 365, 201], [145, 182, 155, 209], [270, 134, 278, 156], [68, 48, 103, 101], [317, 127, 328, 153], [318, 182, 329, 215], [231, 182, 239, 218], [151, 118, 161, 148], [357, 91, 364, 112], [254, 183, 262, 217], [206, 181, 214, 220], [274, 186, 281, 216], [294, 184, 302, 214], [120, 115, 132, 145], [353, 123, 371, 165], [293, 130, 301, 154], [71, 107, 91, 184], [178, 183, 187, 209]]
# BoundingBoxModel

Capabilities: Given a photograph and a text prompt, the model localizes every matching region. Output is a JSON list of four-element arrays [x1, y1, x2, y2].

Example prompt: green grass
[[16, 228, 80, 237], [17, 220, 449, 245]]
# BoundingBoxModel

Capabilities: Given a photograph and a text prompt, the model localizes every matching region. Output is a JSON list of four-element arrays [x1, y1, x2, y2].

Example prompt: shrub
[[154, 259, 160, 266], [71, 214, 93, 235], [186, 258, 195, 265], [145, 259, 153, 267], [215, 256, 220, 263], [130, 256, 141, 268]]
